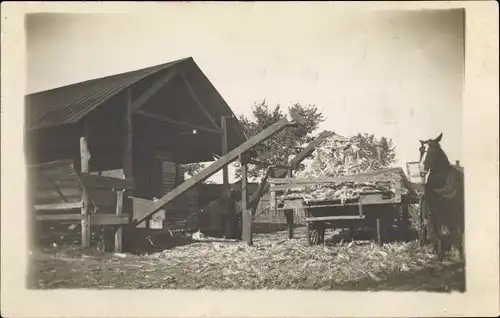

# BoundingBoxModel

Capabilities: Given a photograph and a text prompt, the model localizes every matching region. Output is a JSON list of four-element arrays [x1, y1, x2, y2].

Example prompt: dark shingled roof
[[25, 57, 248, 148]]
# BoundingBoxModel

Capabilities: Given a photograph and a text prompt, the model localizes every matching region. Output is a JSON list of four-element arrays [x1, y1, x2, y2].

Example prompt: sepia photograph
[[24, 7, 467, 292], [1, 2, 499, 317]]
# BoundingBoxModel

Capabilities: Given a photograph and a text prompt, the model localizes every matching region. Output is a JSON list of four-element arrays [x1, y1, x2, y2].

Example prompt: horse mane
[[427, 143, 461, 199], [432, 143, 451, 172]]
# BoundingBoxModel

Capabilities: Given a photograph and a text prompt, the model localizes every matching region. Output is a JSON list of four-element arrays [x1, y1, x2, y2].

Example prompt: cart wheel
[[307, 222, 325, 245]]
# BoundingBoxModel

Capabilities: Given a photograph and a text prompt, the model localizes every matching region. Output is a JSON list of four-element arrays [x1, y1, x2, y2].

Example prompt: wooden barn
[[25, 57, 249, 246]]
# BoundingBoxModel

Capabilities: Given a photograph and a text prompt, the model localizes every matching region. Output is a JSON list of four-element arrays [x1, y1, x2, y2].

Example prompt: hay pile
[[27, 227, 465, 291], [282, 134, 406, 202]]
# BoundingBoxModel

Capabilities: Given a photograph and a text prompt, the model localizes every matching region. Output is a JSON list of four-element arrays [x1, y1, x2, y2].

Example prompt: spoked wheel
[[307, 221, 326, 245]]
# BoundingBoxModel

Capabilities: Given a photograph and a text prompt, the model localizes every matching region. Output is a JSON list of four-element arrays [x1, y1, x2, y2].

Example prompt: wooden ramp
[[30, 159, 134, 251], [134, 111, 306, 226]]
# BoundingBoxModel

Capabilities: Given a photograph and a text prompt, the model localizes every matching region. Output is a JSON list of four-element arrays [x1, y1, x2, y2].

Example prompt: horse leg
[[433, 222, 445, 261]]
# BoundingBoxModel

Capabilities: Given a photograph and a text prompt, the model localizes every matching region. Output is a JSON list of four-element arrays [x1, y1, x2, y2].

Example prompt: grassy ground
[[28, 225, 465, 291]]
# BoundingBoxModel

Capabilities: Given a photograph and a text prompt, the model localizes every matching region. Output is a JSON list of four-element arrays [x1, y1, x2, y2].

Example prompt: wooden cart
[[268, 167, 419, 245]]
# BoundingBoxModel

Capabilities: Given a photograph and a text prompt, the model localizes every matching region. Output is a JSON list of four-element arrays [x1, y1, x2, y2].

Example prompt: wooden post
[[221, 116, 229, 186], [123, 88, 133, 178], [221, 116, 232, 237], [376, 218, 382, 246], [240, 154, 252, 245], [80, 136, 91, 248], [123, 88, 134, 228], [115, 190, 124, 252], [285, 168, 294, 239]]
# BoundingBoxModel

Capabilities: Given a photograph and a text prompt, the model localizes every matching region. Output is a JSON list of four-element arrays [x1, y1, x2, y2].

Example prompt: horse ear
[[434, 133, 443, 143], [419, 140, 425, 145]]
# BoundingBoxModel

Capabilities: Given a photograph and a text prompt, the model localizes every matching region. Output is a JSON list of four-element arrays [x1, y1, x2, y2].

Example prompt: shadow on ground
[[334, 262, 465, 292]]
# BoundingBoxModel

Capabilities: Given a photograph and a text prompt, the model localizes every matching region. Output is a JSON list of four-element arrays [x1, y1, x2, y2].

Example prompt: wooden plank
[[240, 158, 252, 245], [305, 215, 365, 222], [28, 159, 75, 172], [286, 169, 294, 239], [80, 136, 91, 248], [136, 109, 221, 134], [36, 213, 83, 221], [34, 201, 84, 211], [80, 174, 135, 190], [131, 69, 178, 111], [123, 88, 133, 178], [221, 116, 229, 186], [301, 199, 401, 208], [180, 71, 221, 133], [376, 218, 382, 245], [36, 213, 129, 225], [134, 114, 301, 226], [269, 174, 397, 187], [115, 190, 124, 252]]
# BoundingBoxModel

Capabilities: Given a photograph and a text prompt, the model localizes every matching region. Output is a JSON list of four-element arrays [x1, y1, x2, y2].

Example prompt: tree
[[180, 162, 217, 184], [378, 136, 396, 166], [235, 100, 325, 181], [182, 162, 205, 178]]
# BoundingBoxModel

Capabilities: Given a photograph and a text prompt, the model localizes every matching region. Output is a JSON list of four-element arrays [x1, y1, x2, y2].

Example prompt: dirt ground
[[28, 225, 465, 291]]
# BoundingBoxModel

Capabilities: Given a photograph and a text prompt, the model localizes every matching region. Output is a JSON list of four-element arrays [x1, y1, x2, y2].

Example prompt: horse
[[418, 133, 465, 261]]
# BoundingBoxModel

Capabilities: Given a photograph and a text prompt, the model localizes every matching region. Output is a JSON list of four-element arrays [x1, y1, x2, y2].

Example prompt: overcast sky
[[26, 6, 464, 182]]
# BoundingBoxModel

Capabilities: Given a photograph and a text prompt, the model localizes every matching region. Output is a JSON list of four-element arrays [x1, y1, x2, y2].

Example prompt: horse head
[[418, 133, 446, 180]]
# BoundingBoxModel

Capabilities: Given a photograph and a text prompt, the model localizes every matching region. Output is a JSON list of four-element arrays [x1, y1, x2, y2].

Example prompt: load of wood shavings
[[282, 134, 407, 202]]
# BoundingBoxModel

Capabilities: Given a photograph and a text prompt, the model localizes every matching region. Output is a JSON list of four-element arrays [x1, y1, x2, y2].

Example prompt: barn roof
[[25, 57, 249, 150]]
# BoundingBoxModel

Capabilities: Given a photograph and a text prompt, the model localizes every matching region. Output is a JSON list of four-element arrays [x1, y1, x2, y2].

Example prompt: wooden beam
[[123, 89, 133, 178], [285, 169, 294, 239], [180, 71, 221, 133], [34, 201, 83, 211], [36, 213, 82, 221], [131, 69, 178, 111], [136, 109, 221, 134], [36, 213, 129, 225], [305, 215, 365, 222], [115, 190, 124, 252], [134, 114, 303, 226], [240, 156, 252, 245], [123, 88, 134, 227], [268, 174, 398, 185], [80, 136, 91, 248], [221, 116, 229, 186]]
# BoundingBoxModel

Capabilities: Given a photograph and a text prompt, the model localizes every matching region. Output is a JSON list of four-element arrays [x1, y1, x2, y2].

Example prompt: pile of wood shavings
[[28, 227, 465, 291]]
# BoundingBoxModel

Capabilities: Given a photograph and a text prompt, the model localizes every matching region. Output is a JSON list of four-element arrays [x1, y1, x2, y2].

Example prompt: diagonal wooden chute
[[134, 110, 306, 226], [235, 130, 337, 217]]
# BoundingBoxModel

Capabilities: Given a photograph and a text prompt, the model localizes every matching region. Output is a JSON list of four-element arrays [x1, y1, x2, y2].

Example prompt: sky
[[25, 6, 465, 183]]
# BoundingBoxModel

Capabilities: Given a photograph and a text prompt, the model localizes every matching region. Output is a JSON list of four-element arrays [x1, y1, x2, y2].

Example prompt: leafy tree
[[378, 136, 396, 166], [182, 162, 205, 178], [235, 100, 325, 181]]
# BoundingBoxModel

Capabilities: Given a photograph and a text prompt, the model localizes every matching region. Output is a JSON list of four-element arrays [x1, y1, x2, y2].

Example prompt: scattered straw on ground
[[28, 227, 465, 291]]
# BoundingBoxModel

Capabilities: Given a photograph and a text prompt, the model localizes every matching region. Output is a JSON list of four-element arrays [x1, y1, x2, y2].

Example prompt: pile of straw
[[282, 134, 404, 202], [28, 227, 464, 291]]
